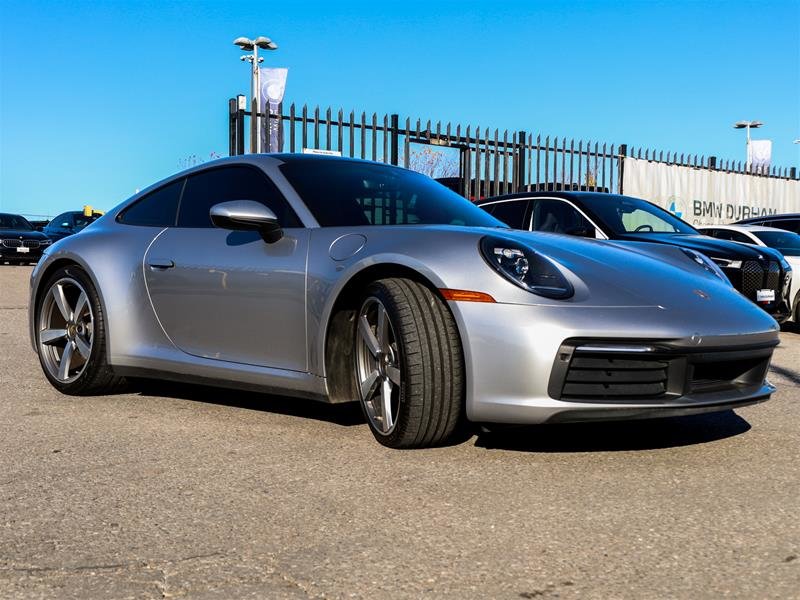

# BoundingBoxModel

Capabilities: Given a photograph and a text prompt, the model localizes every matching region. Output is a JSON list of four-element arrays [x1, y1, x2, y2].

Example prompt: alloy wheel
[[38, 277, 94, 383], [355, 297, 402, 435]]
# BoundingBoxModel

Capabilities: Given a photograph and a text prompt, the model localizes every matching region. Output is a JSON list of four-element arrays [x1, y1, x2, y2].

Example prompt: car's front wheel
[[35, 265, 122, 395], [355, 278, 464, 448]]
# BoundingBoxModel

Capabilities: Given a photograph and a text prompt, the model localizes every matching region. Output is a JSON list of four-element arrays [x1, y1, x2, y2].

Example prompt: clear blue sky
[[1, 0, 798, 217]]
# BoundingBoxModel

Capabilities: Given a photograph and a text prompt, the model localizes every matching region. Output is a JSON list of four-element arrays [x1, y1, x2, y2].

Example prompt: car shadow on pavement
[[130, 379, 366, 427], [473, 410, 751, 453]]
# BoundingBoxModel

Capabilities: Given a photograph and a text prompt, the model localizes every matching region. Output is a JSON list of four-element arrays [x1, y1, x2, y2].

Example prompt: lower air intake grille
[[561, 356, 668, 399]]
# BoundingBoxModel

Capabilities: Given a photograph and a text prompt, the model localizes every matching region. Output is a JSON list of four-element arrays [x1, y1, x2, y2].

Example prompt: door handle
[[147, 258, 175, 270]]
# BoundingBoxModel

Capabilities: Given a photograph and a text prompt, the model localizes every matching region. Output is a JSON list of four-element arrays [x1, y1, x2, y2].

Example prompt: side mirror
[[210, 200, 283, 243]]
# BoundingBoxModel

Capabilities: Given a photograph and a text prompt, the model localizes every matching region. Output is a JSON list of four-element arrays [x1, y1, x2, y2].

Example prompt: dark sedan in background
[[0, 213, 52, 264], [477, 191, 793, 322]]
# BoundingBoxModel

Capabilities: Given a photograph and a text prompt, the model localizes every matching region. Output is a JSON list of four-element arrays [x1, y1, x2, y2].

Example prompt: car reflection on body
[[30, 155, 779, 448]]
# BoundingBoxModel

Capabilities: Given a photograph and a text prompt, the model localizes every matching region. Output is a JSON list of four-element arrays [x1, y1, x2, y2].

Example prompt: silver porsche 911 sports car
[[30, 155, 779, 448]]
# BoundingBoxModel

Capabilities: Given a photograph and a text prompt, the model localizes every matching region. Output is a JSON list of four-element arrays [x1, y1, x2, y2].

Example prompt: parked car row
[[26, 155, 789, 448], [0, 211, 102, 265]]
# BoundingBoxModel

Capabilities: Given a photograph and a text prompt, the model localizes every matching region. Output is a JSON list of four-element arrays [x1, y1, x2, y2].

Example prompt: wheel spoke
[[380, 379, 393, 431], [358, 315, 381, 357], [360, 369, 380, 401], [58, 343, 74, 380], [40, 328, 67, 345], [376, 305, 389, 351], [52, 284, 73, 321], [73, 291, 88, 320], [386, 365, 401, 386], [74, 335, 91, 360]]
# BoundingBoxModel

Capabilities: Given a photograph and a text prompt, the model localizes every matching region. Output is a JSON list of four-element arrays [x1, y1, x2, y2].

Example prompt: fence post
[[618, 144, 627, 194], [228, 98, 238, 156], [515, 130, 527, 192], [390, 114, 399, 166], [708, 156, 717, 170], [236, 95, 246, 156]]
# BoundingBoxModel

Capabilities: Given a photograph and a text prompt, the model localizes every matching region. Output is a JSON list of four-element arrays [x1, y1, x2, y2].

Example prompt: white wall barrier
[[622, 157, 800, 225]]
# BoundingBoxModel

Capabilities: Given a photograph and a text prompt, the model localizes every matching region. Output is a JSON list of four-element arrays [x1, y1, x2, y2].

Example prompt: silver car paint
[[30, 155, 780, 424]]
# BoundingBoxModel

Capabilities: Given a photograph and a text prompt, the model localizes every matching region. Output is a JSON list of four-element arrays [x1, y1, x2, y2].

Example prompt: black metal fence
[[228, 98, 799, 199]]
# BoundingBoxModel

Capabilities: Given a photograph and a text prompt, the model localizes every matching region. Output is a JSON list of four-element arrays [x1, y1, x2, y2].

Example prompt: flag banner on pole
[[259, 68, 288, 152], [748, 139, 772, 171]]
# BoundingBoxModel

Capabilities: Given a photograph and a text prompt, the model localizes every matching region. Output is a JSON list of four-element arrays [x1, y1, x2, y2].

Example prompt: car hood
[[405, 226, 744, 307], [614, 232, 782, 261], [0, 228, 49, 241]]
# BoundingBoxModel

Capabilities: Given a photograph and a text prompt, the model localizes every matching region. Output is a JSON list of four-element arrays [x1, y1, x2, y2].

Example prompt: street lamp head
[[254, 36, 278, 50], [733, 120, 764, 129], [233, 36, 255, 50]]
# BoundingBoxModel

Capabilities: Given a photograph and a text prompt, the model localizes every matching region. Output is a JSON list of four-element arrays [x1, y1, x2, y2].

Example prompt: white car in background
[[699, 224, 800, 322]]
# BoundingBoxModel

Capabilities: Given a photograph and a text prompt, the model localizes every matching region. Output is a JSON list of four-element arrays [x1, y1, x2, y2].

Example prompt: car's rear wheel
[[35, 265, 122, 395], [355, 278, 464, 448]]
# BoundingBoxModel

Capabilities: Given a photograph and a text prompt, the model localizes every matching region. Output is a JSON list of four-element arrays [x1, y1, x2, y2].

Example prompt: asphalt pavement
[[1, 265, 798, 599]]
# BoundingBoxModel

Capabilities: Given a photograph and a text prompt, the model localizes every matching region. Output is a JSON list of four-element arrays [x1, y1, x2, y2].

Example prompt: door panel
[[144, 227, 309, 371]]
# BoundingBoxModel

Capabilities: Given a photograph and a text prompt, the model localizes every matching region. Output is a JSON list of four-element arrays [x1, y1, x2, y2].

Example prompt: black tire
[[794, 291, 800, 324], [356, 278, 465, 449], [35, 264, 123, 395]]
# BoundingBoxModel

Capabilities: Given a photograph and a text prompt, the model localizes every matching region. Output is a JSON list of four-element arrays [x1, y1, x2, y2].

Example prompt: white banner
[[259, 67, 288, 152], [748, 139, 772, 170], [622, 157, 800, 226]]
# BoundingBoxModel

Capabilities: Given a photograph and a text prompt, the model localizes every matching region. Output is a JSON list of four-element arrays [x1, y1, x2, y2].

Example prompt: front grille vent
[[741, 260, 780, 299], [1, 239, 39, 249], [561, 355, 668, 399]]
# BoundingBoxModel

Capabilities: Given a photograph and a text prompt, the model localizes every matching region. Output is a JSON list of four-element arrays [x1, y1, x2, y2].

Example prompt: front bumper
[[0, 247, 45, 262], [451, 302, 780, 425]]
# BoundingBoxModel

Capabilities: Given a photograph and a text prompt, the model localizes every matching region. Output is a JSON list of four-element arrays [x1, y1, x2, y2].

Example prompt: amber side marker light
[[439, 289, 496, 303]]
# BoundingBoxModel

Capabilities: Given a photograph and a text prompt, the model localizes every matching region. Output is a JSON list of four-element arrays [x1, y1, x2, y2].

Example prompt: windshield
[[580, 194, 698, 235], [753, 230, 800, 256], [0, 213, 34, 231], [280, 160, 504, 228], [74, 214, 98, 230]]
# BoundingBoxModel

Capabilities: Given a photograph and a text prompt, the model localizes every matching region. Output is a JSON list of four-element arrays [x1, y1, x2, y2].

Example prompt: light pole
[[234, 36, 278, 153], [733, 120, 764, 170]]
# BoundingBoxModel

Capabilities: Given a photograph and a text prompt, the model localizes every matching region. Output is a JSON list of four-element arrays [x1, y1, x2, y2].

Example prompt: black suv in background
[[736, 213, 800, 234], [0, 213, 52, 264], [477, 191, 793, 322], [43, 211, 102, 243]]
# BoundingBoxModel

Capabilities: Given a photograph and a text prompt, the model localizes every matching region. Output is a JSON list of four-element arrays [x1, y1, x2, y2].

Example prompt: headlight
[[682, 248, 731, 284], [40, 240, 52, 246], [480, 236, 573, 299], [710, 257, 742, 269]]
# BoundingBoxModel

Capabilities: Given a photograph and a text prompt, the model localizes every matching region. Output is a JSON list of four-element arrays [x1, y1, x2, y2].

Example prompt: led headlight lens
[[480, 236, 573, 299], [710, 257, 742, 269], [682, 248, 731, 284]]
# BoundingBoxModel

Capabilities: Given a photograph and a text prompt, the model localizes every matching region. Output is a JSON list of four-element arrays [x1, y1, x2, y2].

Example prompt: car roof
[[698, 224, 782, 233], [475, 190, 611, 205], [737, 213, 800, 223]]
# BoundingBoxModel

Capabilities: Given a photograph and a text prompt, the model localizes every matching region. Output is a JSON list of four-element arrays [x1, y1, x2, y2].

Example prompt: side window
[[711, 229, 735, 241], [702, 229, 719, 238], [731, 231, 754, 244], [178, 166, 300, 228], [775, 219, 800, 234], [531, 199, 595, 236], [119, 179, 184, 227], [484, 200, 530, 229]]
